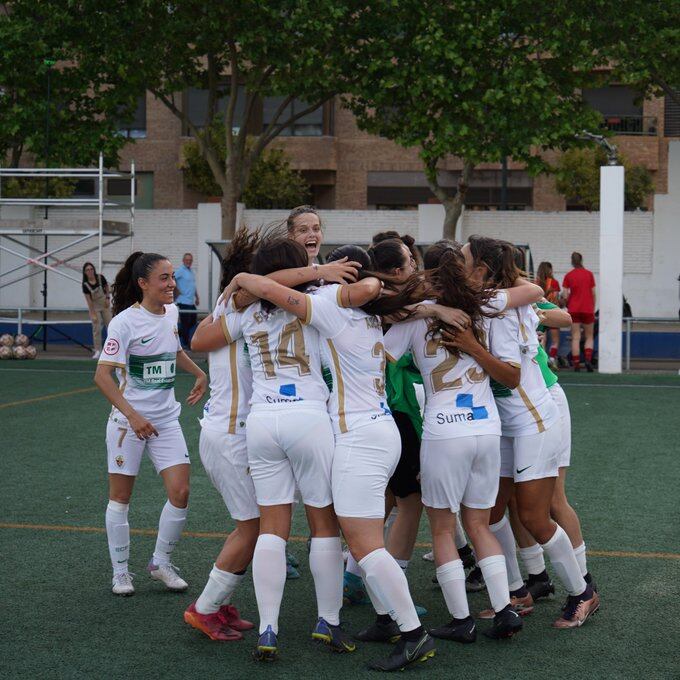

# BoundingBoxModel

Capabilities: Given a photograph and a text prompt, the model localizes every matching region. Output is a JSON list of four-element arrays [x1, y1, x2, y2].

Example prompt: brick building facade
[[115, 86, 679, 212]]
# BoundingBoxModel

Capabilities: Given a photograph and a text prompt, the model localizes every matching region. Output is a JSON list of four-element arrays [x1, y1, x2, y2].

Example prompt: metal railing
[[602, 115, 658, 136], [623, 316, 680, 370]]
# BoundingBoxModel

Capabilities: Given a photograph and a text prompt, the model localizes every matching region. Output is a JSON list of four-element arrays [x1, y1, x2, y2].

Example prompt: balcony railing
[[601, 115, 658, 136]]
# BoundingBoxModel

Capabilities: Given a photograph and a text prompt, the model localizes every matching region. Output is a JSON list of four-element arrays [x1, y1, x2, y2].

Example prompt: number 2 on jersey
[[250, 320, 310, 379]]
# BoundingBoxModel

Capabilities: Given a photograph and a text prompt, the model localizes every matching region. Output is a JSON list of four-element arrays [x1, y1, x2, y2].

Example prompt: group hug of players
[[94, 205, 599, 672]]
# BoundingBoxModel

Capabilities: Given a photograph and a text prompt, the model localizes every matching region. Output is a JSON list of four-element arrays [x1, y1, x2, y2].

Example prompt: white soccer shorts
[[245, 405, 334, 508], [549, 383, 572, 468], [199, 427, 259, 521], [106, 418, 189, 476], [332, 418, 401, 519], [420, 434, 501, 513], [499, 420, 561, 482]]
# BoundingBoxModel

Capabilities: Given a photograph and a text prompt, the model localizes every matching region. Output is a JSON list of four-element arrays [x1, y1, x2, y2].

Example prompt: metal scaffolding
[[0, 152, 135, 347]]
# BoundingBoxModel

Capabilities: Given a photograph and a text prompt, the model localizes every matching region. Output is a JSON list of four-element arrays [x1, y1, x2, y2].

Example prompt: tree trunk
[[220, 165, 241, 239], [442, 199, 462, 240], [442, 161, 474, 240]]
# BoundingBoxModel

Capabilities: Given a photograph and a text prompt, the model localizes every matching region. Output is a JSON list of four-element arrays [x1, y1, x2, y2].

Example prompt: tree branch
[[224, 40, 239, 160]]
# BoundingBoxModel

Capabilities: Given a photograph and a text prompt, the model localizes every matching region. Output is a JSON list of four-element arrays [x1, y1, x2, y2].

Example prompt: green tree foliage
[[345, 1, 615, 235], [180, 126, 310, 209], [553, 147, 654, 211], [66, 0, 381, 236], [591, 1, 680, 107], [0, 2, 142, 169]]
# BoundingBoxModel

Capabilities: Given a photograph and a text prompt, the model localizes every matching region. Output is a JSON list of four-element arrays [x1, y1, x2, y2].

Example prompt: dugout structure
[[0, 153, 135, 348]]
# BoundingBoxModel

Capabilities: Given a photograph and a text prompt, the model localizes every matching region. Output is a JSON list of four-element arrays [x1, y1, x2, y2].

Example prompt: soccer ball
[[0, 346, 12, 359], [24, 345, 37, 359], [14, 333, 29, 347], [0, 333, 13, 347], [12, 345, 27, 359]]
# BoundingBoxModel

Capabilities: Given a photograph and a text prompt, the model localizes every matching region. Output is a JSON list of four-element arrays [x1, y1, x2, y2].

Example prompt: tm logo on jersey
[[435, 393, 488, 424]]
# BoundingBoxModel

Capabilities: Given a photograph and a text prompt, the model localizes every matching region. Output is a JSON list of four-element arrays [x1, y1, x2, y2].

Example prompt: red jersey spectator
[[562, 252, 596, 371]]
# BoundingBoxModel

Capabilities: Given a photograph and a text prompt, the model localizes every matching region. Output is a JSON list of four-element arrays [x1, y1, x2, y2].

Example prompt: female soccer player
[[82, 261, 112, 359], [507, 300, 597, 601], [228, 242, 447, 671], [452, 236, 599, 629], [385, 247, 546, 642], [214, 238, 354, 662], [94, 252, 207, 597]]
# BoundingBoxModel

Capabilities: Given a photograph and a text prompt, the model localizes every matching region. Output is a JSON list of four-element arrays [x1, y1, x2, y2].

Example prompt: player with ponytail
[[94, 251, 207, 597]]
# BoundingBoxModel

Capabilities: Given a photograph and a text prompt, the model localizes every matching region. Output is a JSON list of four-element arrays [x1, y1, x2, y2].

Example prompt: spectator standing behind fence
[[535, 262, 564, 368], [562, 252, 596, 372], [174, 253, 199, 348], [82, 261, 112, 360]]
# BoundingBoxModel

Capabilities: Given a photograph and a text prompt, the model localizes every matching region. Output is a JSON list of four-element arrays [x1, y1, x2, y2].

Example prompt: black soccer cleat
[[526, 573, 555, 601], [354, 618, 401, 643], [429, 616, 476, 643], [368, 630, 436, 672], [312, 618, 356, 653], [458, 544, 476, 570], [483, 604, 523, 640], [465, 566, 486, 592]]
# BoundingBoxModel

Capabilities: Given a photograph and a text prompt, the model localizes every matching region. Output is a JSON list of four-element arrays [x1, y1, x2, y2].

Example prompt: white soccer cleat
[[112, 572, 135, 596], [147, 562, 188, 591], [422, 551, 435, 562]]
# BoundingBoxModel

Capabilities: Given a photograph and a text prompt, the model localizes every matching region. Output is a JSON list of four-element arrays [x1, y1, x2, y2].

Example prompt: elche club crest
[[104, 338, 120, 355]]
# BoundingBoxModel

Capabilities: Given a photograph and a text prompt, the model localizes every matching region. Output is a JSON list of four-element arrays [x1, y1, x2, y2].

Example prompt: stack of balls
[[0, 333, 37, 359]]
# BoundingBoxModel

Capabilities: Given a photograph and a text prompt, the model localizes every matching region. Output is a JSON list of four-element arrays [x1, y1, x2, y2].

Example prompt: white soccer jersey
[[384, 311, 501, 441], [489, 305, 559, 436], [220, 300, 329, 407], [201, 301, 252, 435], [306, 284, 392, 434], [99, 302, 181, 426]]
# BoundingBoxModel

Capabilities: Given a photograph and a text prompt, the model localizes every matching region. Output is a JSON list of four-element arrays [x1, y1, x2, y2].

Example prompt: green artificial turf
[[1, 360, 679, 679]]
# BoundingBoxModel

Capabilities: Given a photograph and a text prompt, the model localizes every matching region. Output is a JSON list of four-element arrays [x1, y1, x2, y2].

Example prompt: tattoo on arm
[[287, 295, 300, 306]]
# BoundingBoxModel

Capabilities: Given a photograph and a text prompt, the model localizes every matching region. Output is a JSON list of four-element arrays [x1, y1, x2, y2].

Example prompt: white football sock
[[478, 555, 511, 613], [436, 559, 469, 619], [360, 548, 420, 632], [195, 565, 245, 615], [361, 569, 389, 616], [252, 534, 287, 634], [519, 543, 546, 576], [541, 525, 587, 596], [395, 558, 409, 571], [455, 515, 468, 550], [309, 537, 344, 626], [106, 500, 130, 575], [573, 542, 588, 577], [345, 552, 363, 578], [490, 516, 524, 591], [152, 501, 188, 566]]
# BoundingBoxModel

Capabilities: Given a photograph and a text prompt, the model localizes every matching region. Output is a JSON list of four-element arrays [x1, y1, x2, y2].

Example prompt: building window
[[366, 170, 533, 210], [665, 92, 680, 136], [262, 97, 324, 136], [582, 86, 656, 135], [117, 95, 147, 139], [184, 86, 245, 132]]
